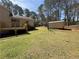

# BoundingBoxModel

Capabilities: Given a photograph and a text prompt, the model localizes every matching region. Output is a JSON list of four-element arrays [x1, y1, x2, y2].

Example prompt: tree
[[44, 0, 62, 21], [30, 11, 37, 19], [38, 4, 46, 25], [62, 0, 78, 25], [1, 0, 13, 10], [30, 11, 38, 26], [44, 0, 79, 26], [13, 4, 24, 16], [1, 0, 24, 16], [24, 9, 30, 17], [1, 0, 14, 15]]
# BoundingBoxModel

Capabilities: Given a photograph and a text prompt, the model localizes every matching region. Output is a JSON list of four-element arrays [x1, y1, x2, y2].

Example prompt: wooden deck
[[0, 27, 26, 31]]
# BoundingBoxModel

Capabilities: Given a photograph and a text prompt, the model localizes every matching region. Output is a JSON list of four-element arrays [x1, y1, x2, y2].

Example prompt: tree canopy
[[43, 0, 79, 25]]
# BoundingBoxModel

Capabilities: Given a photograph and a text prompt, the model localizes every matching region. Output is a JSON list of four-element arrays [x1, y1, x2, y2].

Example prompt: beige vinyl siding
[[0, 5, 11, 28]]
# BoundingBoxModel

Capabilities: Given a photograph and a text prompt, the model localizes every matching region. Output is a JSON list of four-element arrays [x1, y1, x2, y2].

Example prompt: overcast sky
[[10, 0, 44, 12]]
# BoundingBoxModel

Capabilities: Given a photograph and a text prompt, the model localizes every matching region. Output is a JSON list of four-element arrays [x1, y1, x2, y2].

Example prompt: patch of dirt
[[20, 45, 71, 59]]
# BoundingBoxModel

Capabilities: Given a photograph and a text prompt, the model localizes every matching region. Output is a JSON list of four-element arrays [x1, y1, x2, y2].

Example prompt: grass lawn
[[0, 27, 79, 59]]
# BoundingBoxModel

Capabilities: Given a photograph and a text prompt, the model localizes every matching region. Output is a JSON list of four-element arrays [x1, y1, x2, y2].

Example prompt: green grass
[[0, 27, 79, 59]]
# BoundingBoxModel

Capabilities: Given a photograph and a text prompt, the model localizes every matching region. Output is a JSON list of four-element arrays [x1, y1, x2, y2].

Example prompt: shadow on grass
[[48, 28, 71, 34], [48, 29, 56, 34], [0, 28, 38, 38], [0, 31, 29, 38], [28, 28, 38, 31], [49, 28, 71, 31]]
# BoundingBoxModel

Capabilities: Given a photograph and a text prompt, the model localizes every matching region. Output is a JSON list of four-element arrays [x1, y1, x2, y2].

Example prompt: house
[[0, 5, 11, 29], [48, 21, 65, 29], [11, 16, 35, 30], [48, 20, 79, 30], [0, 5, 12, 35], [0, 5, 35, 35]]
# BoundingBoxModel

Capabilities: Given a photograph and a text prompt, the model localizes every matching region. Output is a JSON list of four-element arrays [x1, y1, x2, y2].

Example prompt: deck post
[[0, 28, 1, 38], [14, 28, 17, 36]]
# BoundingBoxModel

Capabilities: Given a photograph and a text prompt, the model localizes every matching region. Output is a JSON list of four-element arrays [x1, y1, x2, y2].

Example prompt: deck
[[0, 27, 26, 31]]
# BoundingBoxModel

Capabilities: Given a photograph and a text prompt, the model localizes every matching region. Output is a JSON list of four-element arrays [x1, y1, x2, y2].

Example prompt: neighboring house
[[48, 20, 79, 30], [48, 21, 65, 29]]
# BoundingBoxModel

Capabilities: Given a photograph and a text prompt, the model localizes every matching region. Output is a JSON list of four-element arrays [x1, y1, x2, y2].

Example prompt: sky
[[10, 0, 44, 12]]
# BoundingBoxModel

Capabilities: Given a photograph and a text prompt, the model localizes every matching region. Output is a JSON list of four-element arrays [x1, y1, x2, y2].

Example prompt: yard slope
[[0, 27, 79, 59]]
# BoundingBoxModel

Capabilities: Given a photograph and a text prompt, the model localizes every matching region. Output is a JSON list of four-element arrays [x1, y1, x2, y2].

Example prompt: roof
[[12, 16, 33, 21], [48, 21, 64, 23]]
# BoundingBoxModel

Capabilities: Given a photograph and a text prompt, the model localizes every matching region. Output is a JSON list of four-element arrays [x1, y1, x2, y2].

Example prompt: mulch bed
[[64, 25, 79, 31]]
